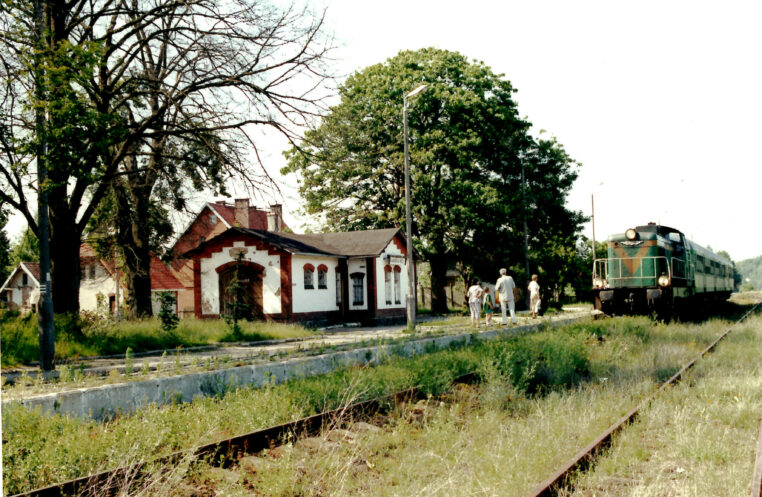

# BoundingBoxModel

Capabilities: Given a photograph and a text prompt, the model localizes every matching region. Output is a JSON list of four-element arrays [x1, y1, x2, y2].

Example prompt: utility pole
[[34, 0, 55, 371], [521, 162, 530, 307], [591, 194, 596, 258]]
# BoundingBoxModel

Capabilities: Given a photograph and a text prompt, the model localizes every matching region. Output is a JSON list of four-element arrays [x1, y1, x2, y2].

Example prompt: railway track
[[525, 302, 762, 497], [11, 374, 478, 497], [11, 306, 759, 497]]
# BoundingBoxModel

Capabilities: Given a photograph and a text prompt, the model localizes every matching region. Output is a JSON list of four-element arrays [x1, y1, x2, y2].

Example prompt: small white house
[[184, 227, 412, 326], [0, 245, 126, 315], [0, 262, 41, 313]]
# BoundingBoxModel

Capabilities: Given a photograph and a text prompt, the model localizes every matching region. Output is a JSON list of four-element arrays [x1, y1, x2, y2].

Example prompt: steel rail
[[752, 420, 762, 497], [525, 304, 761, 497], [11, 373, 478, 497]]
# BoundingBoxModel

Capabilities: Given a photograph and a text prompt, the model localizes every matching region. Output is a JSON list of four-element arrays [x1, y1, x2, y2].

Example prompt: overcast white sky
[[7, 1, 761, 261], [292, 0, 761, 261]]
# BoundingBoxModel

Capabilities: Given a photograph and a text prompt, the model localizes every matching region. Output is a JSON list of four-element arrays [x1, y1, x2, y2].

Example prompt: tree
[[284, 48, 583, 312], [7, 226, 39, 269], [0, 203, 11, 283], [1, 0, 334, 316]]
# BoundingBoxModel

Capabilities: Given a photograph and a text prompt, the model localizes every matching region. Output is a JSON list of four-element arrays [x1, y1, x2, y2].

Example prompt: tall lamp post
[[403, 83, 427, 330]]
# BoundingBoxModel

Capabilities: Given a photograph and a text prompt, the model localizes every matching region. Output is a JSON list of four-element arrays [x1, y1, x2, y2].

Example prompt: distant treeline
[[736, 255, 762, 291]]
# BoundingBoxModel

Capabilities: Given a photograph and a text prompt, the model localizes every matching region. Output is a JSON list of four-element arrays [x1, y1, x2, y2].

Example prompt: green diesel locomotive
[[592, 223, 733, 315]]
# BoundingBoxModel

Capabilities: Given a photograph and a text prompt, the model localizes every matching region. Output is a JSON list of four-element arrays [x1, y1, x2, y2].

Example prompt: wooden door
[[218, 265, 264, 320]]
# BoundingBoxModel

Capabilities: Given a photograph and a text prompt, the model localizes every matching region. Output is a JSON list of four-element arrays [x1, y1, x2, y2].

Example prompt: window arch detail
[[303, 263, 315, 289]]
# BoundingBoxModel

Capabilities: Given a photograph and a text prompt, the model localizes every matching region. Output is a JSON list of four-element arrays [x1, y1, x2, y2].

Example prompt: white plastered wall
[[80, 264, 119, 313], [291, 254, 341, 314], [199, 241, 282, 315], [2, 271, 39, 311], [376, 240, 408, 310]]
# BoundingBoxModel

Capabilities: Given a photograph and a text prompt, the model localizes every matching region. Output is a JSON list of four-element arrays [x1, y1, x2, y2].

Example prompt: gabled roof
[[150, 257, 185, 290], [0, 262, 41, 293], [208, 202, 270, 230], [185, 227, 405, 259]]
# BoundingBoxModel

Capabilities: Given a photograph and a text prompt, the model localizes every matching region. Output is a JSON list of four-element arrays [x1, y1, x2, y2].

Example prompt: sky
[[291, 0, 761, 261], [6, 1, 761, 261]]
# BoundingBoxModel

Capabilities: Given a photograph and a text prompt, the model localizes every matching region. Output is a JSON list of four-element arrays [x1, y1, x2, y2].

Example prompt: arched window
[[351, 272, 364, 305], [393, 266, 402, 304], [384, 265, 392, 304], [303, 263, 315, 289], [317, 264, 328, 289]]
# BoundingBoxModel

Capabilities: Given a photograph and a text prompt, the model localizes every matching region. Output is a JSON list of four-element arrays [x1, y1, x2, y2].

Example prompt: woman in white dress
[[528, 274, 541, 318]]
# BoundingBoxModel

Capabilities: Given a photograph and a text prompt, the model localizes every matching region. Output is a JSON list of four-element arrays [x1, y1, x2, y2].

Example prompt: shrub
[[157, 292, 179, 334]]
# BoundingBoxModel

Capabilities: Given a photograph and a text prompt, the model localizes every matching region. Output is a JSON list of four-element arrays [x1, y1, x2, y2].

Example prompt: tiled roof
[[279, 228, 401, 257], [150, 257, 185, 290], [20, 262, 41, 282], [209, 202, 269, 230], [185, 227, 403, 258]]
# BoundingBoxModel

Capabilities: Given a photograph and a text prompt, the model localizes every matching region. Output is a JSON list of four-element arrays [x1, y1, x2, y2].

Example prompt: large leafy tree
[[1, 0, 333, 316], [285, 48, 583, 312]]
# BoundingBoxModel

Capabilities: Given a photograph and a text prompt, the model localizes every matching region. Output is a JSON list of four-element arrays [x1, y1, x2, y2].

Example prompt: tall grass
[[0, 310, 313, 367], [5, 311, 758, 495], [2, 322, 594, 495]]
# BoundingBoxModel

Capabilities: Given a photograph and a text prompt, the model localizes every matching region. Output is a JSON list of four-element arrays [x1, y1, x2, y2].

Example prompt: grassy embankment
[[3, 297, 759, 496], [571, 314, 762, 495], [0, 310, 313, 368]]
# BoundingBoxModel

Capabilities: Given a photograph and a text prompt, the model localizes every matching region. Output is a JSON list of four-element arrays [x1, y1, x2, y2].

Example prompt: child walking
[[482, 285, 494, 326]]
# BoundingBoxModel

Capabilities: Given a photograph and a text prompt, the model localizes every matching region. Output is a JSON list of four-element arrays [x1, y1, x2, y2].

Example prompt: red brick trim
[[317, 264, 328, 273], [215, 260, 265, 274], [392, 233, 407, 256], [303, 263, 315, 272], [193, 258, 202, 318], [194, 232, 287, 259], [366, 257, 376, 314], [281, 253, 292, 319]]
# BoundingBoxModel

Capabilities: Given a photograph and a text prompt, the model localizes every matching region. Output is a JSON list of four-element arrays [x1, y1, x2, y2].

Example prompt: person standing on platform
[[467, 282, 483, 328], [495, 268, 517, 325], [528, 274, 541, 318], [482, 285, 495, 326]]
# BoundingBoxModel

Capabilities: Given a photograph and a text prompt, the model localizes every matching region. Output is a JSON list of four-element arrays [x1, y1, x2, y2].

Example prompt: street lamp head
[[406, 84, 428, 99]]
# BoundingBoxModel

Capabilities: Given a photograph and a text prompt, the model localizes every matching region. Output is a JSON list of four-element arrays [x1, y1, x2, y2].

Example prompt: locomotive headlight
[[594, 278, 605, 289], [658, 275, 671, 287], [625, 228, 638, 240]]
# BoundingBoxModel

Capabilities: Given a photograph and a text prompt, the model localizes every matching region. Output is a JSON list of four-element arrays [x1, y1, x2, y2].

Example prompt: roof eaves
[[0, 266, 21, 293], [207, 202, 232, 228], [20, 262, 40, 286]]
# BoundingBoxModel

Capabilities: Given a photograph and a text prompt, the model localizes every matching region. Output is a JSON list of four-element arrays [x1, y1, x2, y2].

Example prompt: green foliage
[[481, 331, 590, 394], [221, 252, 251, 341], [157, 292, 179, 334], [736, 255, 762, 290], [0, 313, 313, 367], [7, 228, 39, 270], [0, 204, 11, 284], [284, 48, 584, 311]]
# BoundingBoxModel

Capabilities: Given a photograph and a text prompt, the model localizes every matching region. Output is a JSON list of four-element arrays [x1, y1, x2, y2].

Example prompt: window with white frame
[[393, 266, 401, 304], [317, 264, 328, 289], [384, 265, 392, 304], [351, 272, 364, 305], [303, 263, 315, 289], [335, 270, 342, 305]]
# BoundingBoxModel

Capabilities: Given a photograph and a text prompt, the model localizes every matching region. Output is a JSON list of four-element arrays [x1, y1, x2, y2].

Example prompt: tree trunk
[[114, 182, 154, 318], [48, 192, 81, 315], [429, 254, 450, 314]]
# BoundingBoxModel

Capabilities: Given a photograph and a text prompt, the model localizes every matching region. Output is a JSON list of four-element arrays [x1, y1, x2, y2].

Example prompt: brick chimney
[[268, 204, 283, 231], [234, 198, 250, 228]]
